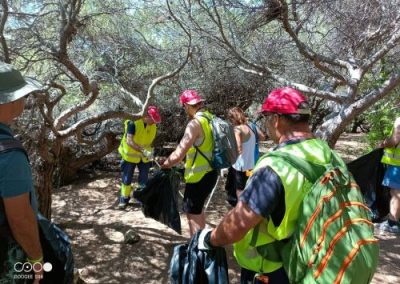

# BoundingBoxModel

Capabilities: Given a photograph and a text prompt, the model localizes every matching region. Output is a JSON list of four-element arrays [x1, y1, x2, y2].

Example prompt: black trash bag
[[37, 213, 74, 284], [0, 212, 74, 284], [170, 243, 188, 283], [347, 148, 390, 222], [169, 231, 229, 284], [133, 168, 182, 234]]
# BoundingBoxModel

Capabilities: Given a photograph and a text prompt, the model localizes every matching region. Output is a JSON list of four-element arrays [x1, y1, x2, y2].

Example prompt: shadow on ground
[[51, 134, 399, 284]]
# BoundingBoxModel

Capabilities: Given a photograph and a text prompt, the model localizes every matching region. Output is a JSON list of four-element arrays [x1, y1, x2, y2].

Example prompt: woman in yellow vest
[[379, 116, 400, 234], [161, 90, 218, 237], [117, 106, 161, 209]]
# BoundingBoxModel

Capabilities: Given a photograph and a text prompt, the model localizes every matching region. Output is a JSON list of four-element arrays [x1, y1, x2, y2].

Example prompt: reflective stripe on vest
[[233, 139, 340, 273], [184, 111, 213, 183], [118, 119, 156, 163]]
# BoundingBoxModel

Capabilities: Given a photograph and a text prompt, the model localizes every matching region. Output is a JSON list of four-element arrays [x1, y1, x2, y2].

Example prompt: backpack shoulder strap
[[249, 151, 329, 262], [0, 139, 27, 158], [195, 111, 213, 123], [194, 145, 213, 169], [267, 151, 326, 183], [192, 112, 214, 168]]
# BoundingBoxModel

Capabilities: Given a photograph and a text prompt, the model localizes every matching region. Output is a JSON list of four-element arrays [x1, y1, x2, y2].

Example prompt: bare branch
[[278, 0, 349, 81], [57, 110, 137, 137], [54, 82, 99, 130], [0, 0, 10, 63], [140, 1, 194, 112], [238, 65, 345, 103], [37, 99, 61, 137], [348, 72, 400, 113], [205, 0, 266, 73], [361, 15, 400, 72], [76, 127, 113, 146]]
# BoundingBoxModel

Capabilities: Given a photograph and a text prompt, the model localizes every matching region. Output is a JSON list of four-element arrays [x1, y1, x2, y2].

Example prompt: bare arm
[[235, 127, 243, 155], [3, 193, 42, 260], [256, 126, 267, 141], [126, 134, 143, 152], [162, 119, 202, 168], [210, 201, 263, 246], [380, 117, 400, 148]]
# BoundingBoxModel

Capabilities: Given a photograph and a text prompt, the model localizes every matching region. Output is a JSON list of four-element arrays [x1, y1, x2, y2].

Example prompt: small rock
[[124, 229, 140, 244]]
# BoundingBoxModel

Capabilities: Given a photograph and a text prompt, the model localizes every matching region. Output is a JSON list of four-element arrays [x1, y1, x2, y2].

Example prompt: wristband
[[27, 256, 43, 264], [204, 230, 215, 249]]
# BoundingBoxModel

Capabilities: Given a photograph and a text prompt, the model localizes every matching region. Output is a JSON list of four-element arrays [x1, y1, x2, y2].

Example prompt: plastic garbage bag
[[133, 168, 182, 234], [169, 231, 229, 284], [347, 148, 390, 222], [37, 213, 74, 284]]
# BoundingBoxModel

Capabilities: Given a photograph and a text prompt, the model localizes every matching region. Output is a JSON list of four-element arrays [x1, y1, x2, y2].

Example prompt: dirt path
[[51, 134, 400, 283]]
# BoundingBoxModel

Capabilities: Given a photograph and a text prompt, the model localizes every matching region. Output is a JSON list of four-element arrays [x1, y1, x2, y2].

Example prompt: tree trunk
[[316, 114, 353, 148], [35, 161, 55, 219]]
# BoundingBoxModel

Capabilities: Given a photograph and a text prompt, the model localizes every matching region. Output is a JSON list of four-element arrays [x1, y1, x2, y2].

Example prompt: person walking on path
[[379, 116, 400, 234], [117, 106, 161, 209], [226, 107, 264, 200], [0, 63, 43, 284], [161, 90, 218, 237]]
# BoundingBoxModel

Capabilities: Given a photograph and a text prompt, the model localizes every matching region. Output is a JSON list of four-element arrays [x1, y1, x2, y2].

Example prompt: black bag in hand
[[169, 231, 229, 284]]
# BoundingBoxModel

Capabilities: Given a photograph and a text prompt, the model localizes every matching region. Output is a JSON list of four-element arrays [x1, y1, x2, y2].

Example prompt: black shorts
[[234, 168, 249, 191], [183, 170, 218, 214]]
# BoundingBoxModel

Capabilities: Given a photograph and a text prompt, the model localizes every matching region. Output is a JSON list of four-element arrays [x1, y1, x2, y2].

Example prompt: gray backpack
[[196, 113, 238, 169]]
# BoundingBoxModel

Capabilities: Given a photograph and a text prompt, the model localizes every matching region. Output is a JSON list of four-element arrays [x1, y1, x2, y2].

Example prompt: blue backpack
[[248, 122, 260, 162]]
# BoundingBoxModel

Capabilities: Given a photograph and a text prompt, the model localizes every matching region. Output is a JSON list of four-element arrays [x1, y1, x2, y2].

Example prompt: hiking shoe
[[379, 220, 400, 234], [117, 197, 130, 210]]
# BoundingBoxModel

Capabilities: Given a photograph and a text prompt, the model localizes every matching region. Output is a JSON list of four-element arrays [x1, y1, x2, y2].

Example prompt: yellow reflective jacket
[[118, 119, 157, 163]]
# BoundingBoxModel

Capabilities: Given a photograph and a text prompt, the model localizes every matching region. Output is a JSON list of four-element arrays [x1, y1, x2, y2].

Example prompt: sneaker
[[117, 197, 130, 210], [379, 220, 400, 234]]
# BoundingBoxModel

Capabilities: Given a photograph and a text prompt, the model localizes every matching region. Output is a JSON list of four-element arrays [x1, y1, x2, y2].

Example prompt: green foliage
[[365, 91, 400, 150]]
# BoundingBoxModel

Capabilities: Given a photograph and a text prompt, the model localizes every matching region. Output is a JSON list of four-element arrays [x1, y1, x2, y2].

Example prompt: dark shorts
[[234, 168, 249, 191], [183, 170, 218, 214], [240, 267, 289, 284]]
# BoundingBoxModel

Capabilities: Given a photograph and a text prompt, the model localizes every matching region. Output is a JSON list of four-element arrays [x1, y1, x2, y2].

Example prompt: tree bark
[[35, 161, 55, 219]]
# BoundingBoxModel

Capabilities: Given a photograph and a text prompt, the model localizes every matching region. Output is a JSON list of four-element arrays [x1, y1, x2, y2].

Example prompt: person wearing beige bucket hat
[[117, 105, 162, 209], [0, 62, 44, 283]]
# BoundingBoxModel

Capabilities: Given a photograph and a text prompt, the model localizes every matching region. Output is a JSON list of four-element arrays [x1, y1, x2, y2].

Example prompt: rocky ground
[[51, 133, 400, 284]]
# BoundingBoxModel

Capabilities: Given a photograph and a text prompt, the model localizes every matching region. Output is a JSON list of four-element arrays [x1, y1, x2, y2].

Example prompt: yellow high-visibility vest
[[233, 139, 343, 273], [184, 111, 214, 183], [381, 125, 400, 166], [118, 119, 156, 163]]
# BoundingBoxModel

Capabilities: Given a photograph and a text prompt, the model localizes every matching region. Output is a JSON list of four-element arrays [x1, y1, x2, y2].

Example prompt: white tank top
[[233, 126, 256, 171]]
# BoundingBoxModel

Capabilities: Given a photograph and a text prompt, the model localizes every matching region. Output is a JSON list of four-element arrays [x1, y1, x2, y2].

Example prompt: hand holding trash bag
[[198, 228, 214, 250], [169, 230, 229, 284]]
